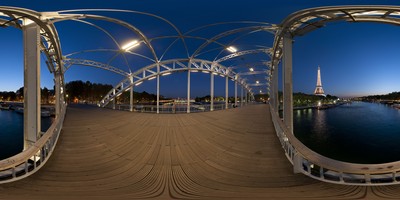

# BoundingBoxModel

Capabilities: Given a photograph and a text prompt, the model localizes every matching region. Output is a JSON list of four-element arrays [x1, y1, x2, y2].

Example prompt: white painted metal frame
[[0, 7, 66, 184], [270, 5, 400, 186], [98, 59, 249, 108]]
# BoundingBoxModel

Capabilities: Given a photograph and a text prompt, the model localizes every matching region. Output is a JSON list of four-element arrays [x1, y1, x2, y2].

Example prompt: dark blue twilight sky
[[1, 0, 400, 98]]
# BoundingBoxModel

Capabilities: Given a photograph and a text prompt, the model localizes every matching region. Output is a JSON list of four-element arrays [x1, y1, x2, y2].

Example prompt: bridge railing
[[270, 106, 400, 185], [108, 103, 238, 113], [0, 103, 66, 184]]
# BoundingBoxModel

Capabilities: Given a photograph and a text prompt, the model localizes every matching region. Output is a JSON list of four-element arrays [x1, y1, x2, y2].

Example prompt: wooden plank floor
[[1, 104, 400, 199]]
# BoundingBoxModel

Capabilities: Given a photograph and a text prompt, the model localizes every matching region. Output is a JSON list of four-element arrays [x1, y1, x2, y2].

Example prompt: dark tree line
[[65, 80, 113, 103], [361, 92, 400, 101], [0, 87, 54, 103], [65, 80, 164, 104]]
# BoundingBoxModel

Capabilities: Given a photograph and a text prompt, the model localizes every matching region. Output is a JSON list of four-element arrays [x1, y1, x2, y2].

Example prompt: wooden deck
[[1, 104, 400, 199]]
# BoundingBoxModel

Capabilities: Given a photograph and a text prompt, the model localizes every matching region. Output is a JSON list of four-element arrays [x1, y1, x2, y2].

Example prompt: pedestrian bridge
[[2, 5, 400, 199], [3, 104, 399, 200]]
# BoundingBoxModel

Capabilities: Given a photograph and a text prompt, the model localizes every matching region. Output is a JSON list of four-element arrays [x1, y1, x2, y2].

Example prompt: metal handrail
[[111, 103, 238, 113], [0, 103, 66, 184], [270, 105, 400, 185]]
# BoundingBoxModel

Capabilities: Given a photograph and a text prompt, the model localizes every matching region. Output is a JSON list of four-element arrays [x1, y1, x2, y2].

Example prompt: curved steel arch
[[270, 6, 400, 186], [64, 49, 156, 63], [98, 58, 249, 107], [56, 9, 190, 59], [0, 7, 66, 184], [191, 25, 277, 59], [214, 48, 272, 63], [63, 58, 130, 77]]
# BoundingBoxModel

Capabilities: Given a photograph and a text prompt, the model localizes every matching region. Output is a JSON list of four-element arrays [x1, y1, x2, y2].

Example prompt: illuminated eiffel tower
[[314, 66, 325, 96]]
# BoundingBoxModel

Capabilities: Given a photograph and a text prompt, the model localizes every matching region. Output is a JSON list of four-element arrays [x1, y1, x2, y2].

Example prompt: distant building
[[314, 66, 326, 96]]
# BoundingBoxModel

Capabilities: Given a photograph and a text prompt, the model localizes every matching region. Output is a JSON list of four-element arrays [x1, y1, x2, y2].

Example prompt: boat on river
[[0, 103, 10, 110], [14, 107, 52, 117]]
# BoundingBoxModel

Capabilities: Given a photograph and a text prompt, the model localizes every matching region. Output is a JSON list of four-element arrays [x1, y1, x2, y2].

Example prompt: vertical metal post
[[187, 68, 191, 113], [225, 76, 228, 109], [234, 78, 237, 107], [23, 21, 41, 150], [283, 34, 293, 134], [112, 89, 116, 110], [240, 85, 243, 107], [55, 73, 61, 118], [130, 76, 133, 112], [157, 64, 160, 114], [210, 73, 214, 111], [245, 90, 247, 104], [273, 66, 279, 112]]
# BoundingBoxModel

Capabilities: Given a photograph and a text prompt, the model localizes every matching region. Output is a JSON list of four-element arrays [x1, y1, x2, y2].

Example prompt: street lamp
[[249, 67, 254, 72], [121, 40, 140, 51], [226, 46, 237, 53]]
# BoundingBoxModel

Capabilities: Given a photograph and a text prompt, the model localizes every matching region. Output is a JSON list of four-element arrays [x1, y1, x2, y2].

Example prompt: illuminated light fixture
[[148, 76, 156, 80], [226, 46, 237, 53], [162, 72, 171, 76], [135, 81, 143, 86], [256, 80, 259, 84], [249, 68, 254, 72], [191, 70, 199, 72], [121, 40, 140, 51], [219, 74, 225, 77], [202, 71, 210, 73], [212, 72, 218, 75]]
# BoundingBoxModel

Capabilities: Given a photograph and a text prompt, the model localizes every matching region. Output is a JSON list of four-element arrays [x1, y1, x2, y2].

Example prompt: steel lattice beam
[[63, 58, 130, 77], [214, 48, 272, 63]]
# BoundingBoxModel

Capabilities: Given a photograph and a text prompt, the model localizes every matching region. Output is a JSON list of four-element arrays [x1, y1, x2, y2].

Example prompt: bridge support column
[[187, 69, 191, 113], [55, 73, 61, 118], [283, 35, 293, 134], [293, 152, 303, 174], [272, 66, 279, 112], [130, 86, 133, 112], [234, 78, 238, 107], [112, 89, 116, 110], [157, 64, 160, 114], [23, 22, 41, 150], [240, 85, 243, 107], [129, 76, 133, 112], [225, 76, 228, 109], [210, 73, 214, 111]]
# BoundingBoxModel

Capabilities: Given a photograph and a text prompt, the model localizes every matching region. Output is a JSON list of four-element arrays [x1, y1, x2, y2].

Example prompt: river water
[[0, 109, 53, 160], [294, 101, 400, 164]]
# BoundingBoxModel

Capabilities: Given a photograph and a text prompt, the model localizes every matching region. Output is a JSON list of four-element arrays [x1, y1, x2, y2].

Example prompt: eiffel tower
[[314, 66, 325, 96]]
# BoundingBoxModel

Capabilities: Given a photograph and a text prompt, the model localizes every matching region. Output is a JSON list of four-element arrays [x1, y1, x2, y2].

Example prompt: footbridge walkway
[[1, 104, 399, 199]]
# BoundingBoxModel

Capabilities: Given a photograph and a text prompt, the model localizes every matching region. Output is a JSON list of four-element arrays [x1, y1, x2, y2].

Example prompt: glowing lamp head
[[226, 46, 237, 53], [249, 67, 254, 72], [122, 40, 140, 51]]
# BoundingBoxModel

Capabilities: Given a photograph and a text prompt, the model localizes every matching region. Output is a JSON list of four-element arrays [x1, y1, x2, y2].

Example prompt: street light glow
[[249, 67, 254, 72], [121, 40, 140, 51], [256, 80, 259, 84], [162, 72, 172, 76], [135, 81, 143, 86], [226, 46, 237, 53]]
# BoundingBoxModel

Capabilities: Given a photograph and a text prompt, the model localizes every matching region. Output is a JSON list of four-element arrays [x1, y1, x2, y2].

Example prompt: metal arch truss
[[214, 48, 272, 63], [269, 6, 400, 186], [63, 58, 130, 77], [0, 7, 66, 184], [99, 58, 248, 107]]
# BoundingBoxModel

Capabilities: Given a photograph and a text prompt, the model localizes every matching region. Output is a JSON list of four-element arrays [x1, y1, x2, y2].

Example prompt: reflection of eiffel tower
[[314, 66, 325, 96]]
